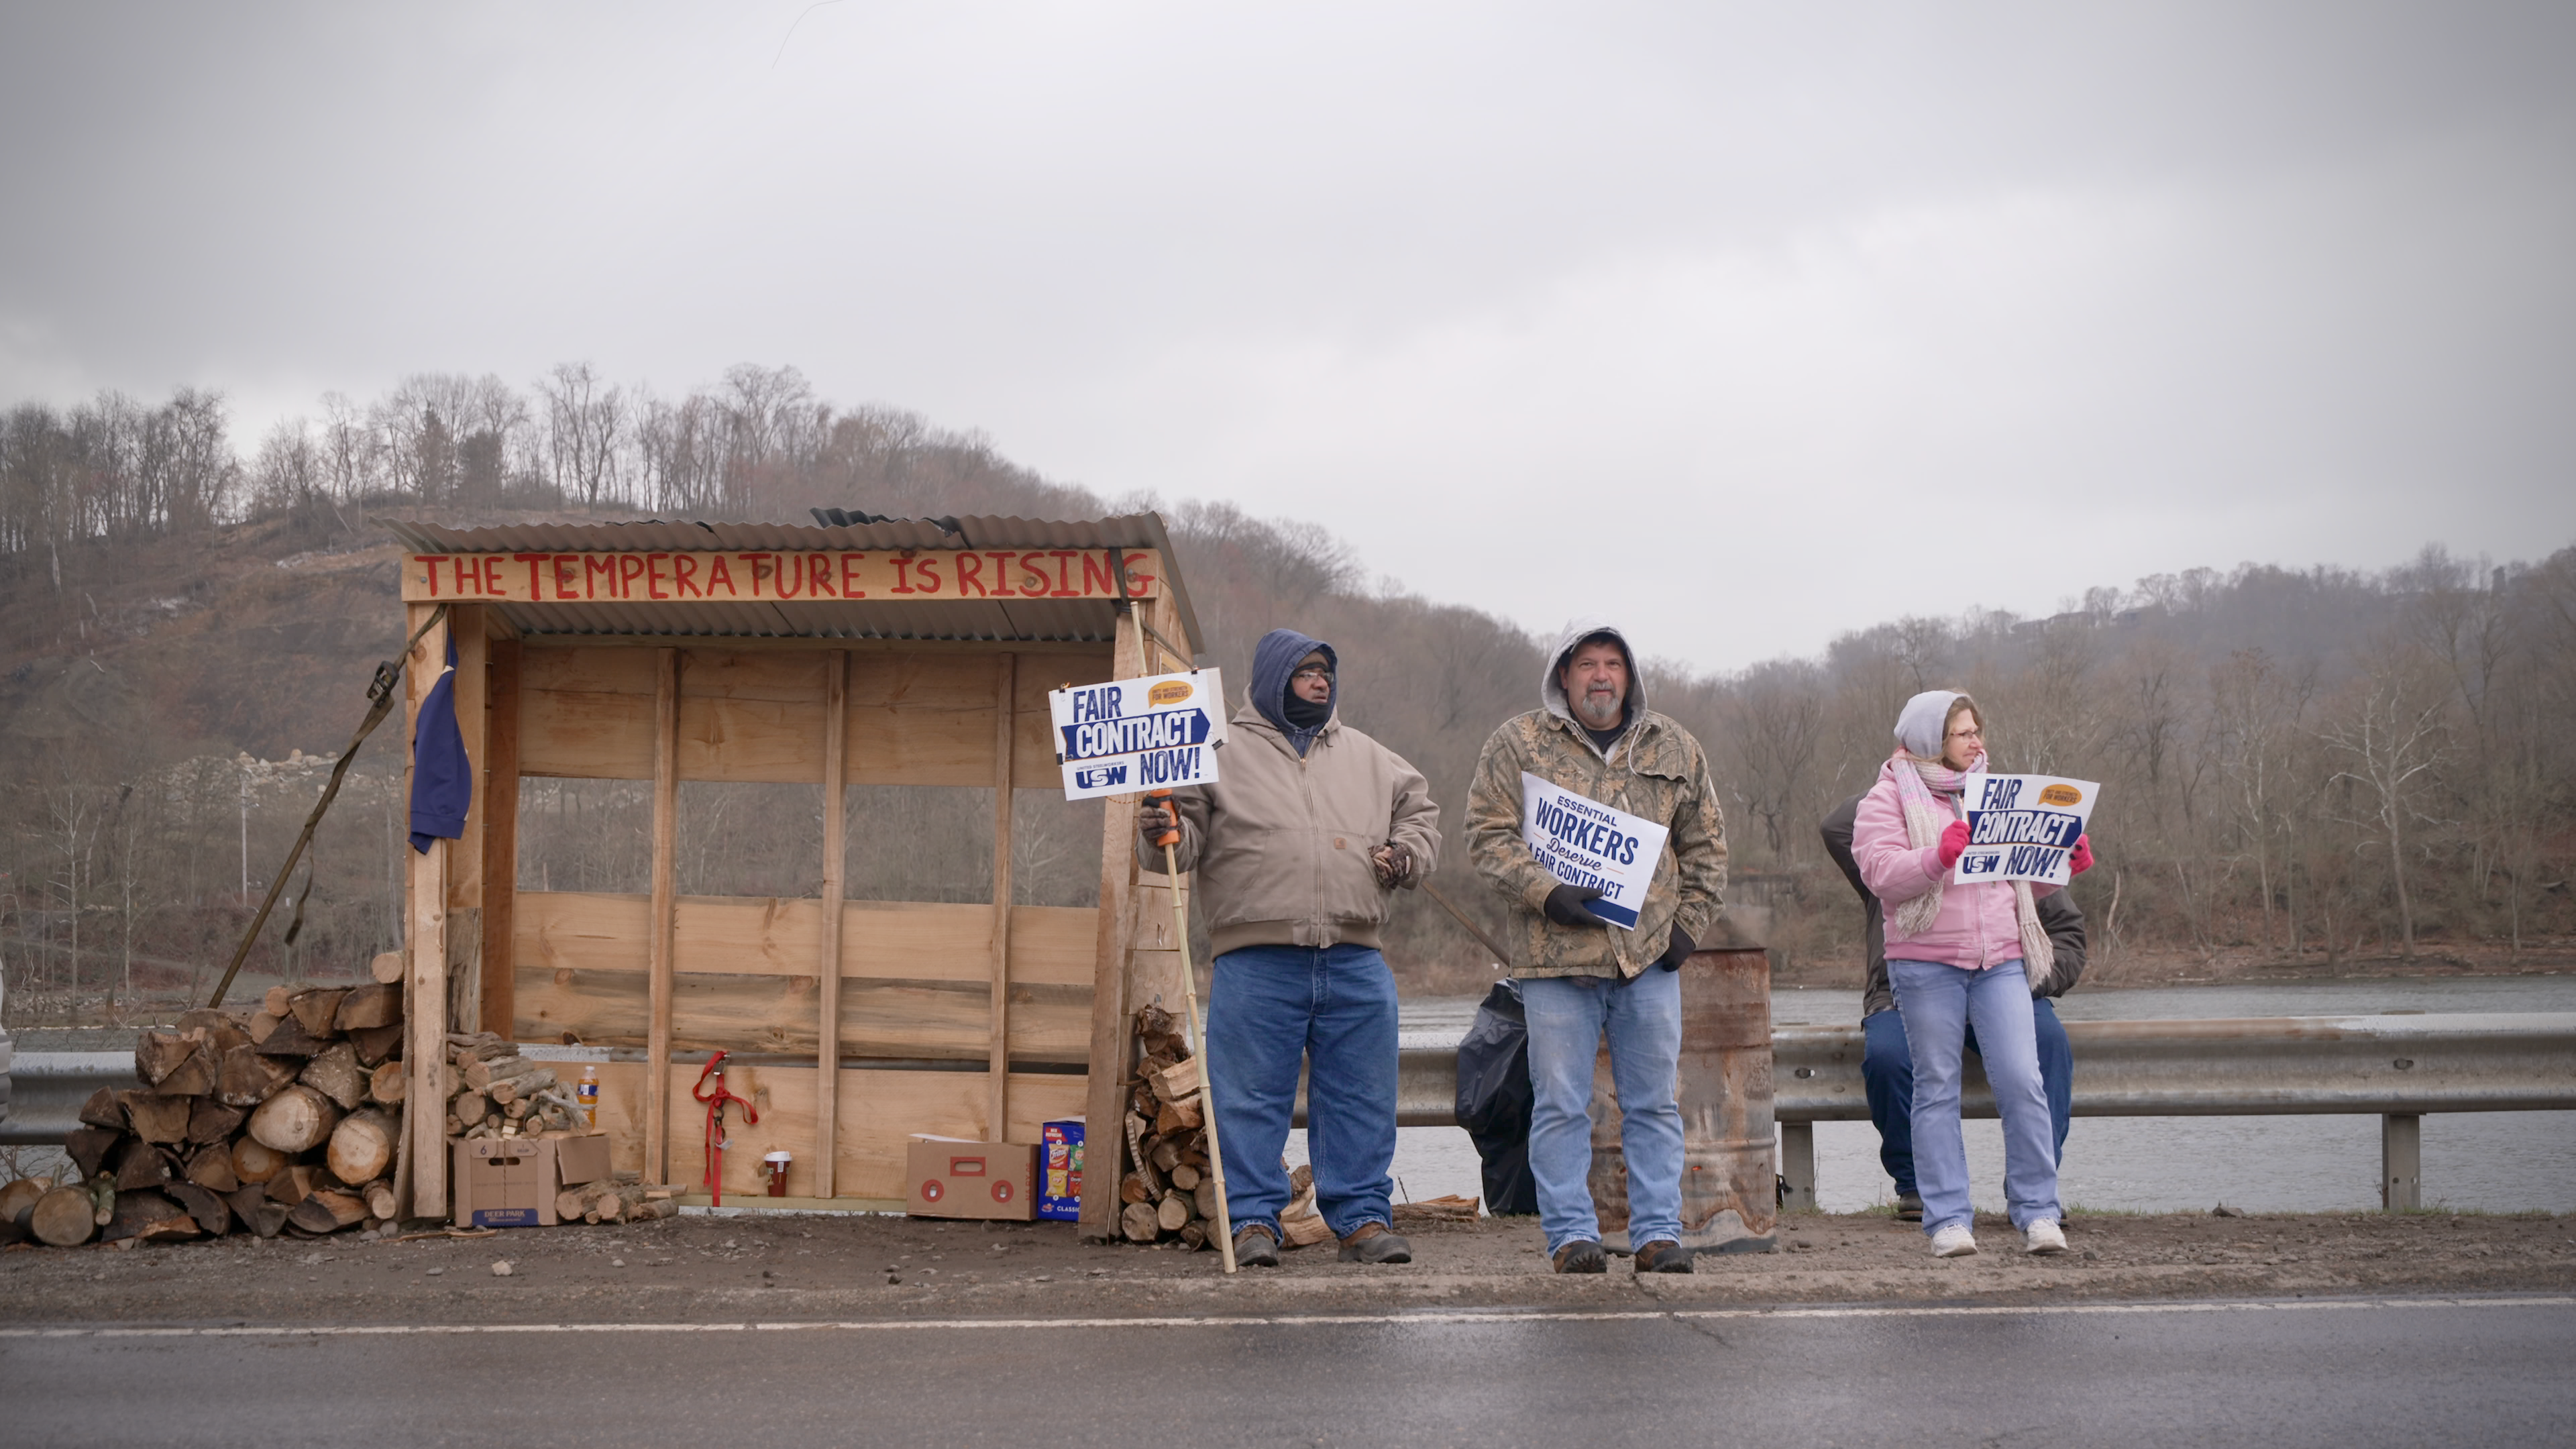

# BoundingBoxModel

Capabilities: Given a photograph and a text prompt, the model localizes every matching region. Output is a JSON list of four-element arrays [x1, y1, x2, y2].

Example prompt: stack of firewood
[[441, 1031, 587, 1139], [1115, 1006, 1330, 1250], [556, 1179, 680, 1224], [2, 982, 409, 1248]]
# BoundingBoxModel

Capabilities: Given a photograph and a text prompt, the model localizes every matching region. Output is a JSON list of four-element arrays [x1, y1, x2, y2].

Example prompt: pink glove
[[2069, 834, 2094, 875], [1937, 820, 1971, 869]]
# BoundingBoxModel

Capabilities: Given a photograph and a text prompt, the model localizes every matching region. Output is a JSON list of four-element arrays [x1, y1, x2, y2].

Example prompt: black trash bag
[[1454, 978, 1539, 1216]]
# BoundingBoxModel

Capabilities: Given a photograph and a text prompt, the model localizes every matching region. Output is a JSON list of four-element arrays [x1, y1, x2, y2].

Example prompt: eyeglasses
[[1291, 665, 1334, 682], [1946, 726, 1984, 741]]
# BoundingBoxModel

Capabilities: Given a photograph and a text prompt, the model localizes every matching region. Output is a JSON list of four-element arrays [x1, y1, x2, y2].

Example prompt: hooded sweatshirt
[[1140, 629, 1442, 956], [1463, 619, 1727, 979], [1250, 628, 1336, 757]]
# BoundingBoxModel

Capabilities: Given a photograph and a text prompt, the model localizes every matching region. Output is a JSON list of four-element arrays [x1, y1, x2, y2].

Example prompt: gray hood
[[1540, 618, 1647, 724]]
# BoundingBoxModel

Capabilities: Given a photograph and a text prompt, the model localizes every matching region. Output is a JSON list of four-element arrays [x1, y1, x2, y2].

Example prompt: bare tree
[[2318, 655, 2451, 957]]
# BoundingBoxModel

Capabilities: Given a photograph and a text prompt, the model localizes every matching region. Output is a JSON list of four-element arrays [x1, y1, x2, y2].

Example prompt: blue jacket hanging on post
[[409, 630, 472, 853]]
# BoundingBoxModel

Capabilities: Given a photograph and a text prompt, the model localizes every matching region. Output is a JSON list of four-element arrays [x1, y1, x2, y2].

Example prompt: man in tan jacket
[[1466, 620, 1727, 1274], [1138, 627, 1440, 1267]]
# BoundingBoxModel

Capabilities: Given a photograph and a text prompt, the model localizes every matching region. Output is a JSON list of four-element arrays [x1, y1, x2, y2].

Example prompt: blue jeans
[[1864, 997, 2073, 1197], [1205, 943, 1397, 1241], [1887, 959, 2060, 1234], [1521, 971, 1684, 1255]]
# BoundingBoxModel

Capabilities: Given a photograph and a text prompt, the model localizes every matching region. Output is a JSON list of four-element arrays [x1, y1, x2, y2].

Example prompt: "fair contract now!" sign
[[1049, 669, 1228, 801], [1951, 772, 2101, 887]]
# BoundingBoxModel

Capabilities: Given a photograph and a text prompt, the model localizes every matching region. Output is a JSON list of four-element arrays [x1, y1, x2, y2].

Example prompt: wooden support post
[[644, 647, 680, 1185], [813, 651, 849, 1198], [401, 604, 450, 1220], [445, 606, 488, 1035], [479, 635, 521, 1038], [1079, 619, 1147, 1240], [989, 652, 1016, 1137]]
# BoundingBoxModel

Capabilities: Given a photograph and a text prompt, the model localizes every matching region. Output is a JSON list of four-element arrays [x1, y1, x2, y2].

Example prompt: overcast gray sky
[[4, 3, 2570, 671]]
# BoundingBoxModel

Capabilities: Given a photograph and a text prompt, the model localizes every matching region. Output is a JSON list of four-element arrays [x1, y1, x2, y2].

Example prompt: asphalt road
[[4, 1296, 2569, 1447]]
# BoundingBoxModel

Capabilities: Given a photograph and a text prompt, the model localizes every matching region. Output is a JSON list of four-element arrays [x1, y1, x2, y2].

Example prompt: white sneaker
[[1931, 1224, 1979, 1257], [2024, 1220, 2068, 1255]]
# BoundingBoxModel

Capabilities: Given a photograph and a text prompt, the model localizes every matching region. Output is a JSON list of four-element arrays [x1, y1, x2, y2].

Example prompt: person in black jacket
[[1820, 792, 2085, 1221]]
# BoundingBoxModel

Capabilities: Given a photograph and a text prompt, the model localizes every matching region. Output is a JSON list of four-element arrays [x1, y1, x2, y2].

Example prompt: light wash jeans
[[1863, 997, 2075, 1197], [1205, 944, 1398, 1241], [1521, 971, 1684, 1255], [1887, 957, 2061, 1235]]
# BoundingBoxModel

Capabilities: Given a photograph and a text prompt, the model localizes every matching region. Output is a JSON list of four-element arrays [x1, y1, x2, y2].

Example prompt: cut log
[[186, 1099, 246, 1145], [1157, 1191, 1191, 1232], [1119, 1175, 1152, 1205], [266, 1163, 317, 1208], [326, 1110, 397, 1186], [184, 1144, 241, 1195], [176, 1008, 252, 1053], [253, 1014, 329, 1058], [334, 981, 402, 1031], [370, 950, 405, 983], [1193, 1178, 1220, 1222], [502, 1098, 529, 1121], [1152, 1057, 1201, 1104], [264, 985, 294, 1016], [368, 1061, 407, 1104], [0, 1176, 51, 1225], [1153, 1096, 1204, 1135], [78, 1085, 128, 1130], [1178, 1220, 1208, 1250], [1169, 1163, 1201, 1191], [1150, 1138, 1183, 1174], [249, 1084, 343, 1153], [288, 987, 348, 1037], [231, 1136, 286, 1185], [114, 1138, 176, 1191], [225, 1185, 290, 1238], [119, 1089, 193, 1144], [451, 1089, 490, 1126], [460, 1055, 535, 1093], [248, 1009, 284, 1044], [556, 1187, 589, 1221], [137, 1027, 203, 1086], [288, 1189, 368, 1234], [157, 1045, 220, 1098], [166, 1181, 233, 1236], [103, 1189, 198, 1244], [347, 1022, 405, 1067], [364, 1181, 400, 1222], [219, 1044, 299, 1107], [66, 1126, 122, 1181], [1121, 1201, 1162, 1243], [31, 1186, 97, 1246], [301, 1042, 368, 1110]]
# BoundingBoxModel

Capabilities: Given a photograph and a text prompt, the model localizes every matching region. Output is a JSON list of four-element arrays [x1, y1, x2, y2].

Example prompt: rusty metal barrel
[[1586, 930, 1778, 1256]]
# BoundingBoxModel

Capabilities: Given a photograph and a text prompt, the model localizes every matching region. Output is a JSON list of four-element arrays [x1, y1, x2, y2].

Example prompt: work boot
[[1895, 1192, 1924, 1223], [1232, 1223, 1281, 1268], [1632, 1239, 1695, 1274], [1552, 1239, 1607, 1274], [1337, 1222, 1412, 1264]]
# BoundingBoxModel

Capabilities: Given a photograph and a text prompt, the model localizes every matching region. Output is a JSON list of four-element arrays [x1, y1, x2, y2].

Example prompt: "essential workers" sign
[[1517, 772, 1670, 929], [1049, 669, 1228, 801], [1951, 772, 2101, 887]]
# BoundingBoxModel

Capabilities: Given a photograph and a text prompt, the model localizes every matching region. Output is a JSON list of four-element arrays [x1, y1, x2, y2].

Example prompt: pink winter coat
[[1852, 767, 2060, 971]]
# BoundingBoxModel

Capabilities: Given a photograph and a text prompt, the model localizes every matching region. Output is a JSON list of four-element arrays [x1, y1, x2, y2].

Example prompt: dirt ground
[[5, 1205, 2570, 1325]]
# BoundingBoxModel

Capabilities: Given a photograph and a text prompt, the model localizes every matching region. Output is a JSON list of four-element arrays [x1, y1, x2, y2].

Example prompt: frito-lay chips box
[[905, 1136, 1036, 1220], [1038, 1118, 1083, 1222]]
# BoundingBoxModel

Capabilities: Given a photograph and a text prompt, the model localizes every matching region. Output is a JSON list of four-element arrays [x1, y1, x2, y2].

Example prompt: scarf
[[1885, 749, 2055, 987]]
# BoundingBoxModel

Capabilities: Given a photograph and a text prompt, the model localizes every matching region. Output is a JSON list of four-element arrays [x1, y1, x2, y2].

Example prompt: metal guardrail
[[14, 1016, 2573, 1210]]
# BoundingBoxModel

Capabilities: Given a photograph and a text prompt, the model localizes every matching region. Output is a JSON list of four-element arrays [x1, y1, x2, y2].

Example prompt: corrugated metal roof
[[376, 512, 1200, 651]]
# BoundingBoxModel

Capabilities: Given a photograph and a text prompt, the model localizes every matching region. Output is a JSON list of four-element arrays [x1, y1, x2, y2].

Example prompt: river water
[[1282, 976, 2576, 1217]]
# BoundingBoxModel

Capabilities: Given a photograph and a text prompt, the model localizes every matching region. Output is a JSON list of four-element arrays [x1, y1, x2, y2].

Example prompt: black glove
[[1371, 841, 1415, 888], [1656, 925, 1695, 971], [1543, 883, 1607, 927], [1136, 801, 1177, 851]]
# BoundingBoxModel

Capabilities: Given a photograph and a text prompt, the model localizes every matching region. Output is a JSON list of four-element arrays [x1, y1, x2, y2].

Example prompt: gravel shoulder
[[5, 1207, 2571, 1325]]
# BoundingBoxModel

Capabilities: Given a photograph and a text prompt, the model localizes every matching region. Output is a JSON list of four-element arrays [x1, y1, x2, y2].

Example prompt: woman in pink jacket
[[1854, 690, 2094, 1257]]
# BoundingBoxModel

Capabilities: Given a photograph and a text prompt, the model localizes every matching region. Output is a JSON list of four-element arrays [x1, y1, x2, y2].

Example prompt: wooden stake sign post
[[387, 516, 1204, 1238]]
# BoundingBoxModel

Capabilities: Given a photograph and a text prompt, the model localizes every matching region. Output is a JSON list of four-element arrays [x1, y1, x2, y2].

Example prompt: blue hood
[[1250, 628, 1336, 757]]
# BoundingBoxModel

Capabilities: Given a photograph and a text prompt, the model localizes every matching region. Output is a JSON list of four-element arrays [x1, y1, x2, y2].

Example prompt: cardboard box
[[905, 1136, 1036, 1221], [1038, 1118, 1084, 1222], [451, 1132, 614, 1228]]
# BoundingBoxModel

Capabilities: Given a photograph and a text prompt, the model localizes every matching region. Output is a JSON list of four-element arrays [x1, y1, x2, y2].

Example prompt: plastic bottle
[[577, 1063, 600, 1128]]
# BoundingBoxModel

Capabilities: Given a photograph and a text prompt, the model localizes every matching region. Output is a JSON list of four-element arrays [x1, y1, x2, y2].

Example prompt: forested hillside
[[4, 366, 2571, 1022]]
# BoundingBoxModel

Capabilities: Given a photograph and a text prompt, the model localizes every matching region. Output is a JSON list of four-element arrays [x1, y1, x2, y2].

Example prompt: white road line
[[1, 1297, 2568, 1340]]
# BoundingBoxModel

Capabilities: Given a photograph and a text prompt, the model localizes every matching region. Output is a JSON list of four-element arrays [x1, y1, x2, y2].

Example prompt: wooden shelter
[[384, 513, 1203, 1240]]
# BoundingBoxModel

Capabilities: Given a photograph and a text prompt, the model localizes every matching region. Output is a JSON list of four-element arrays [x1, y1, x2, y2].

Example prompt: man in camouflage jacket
[[1465, 620, 1727, 1274]]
